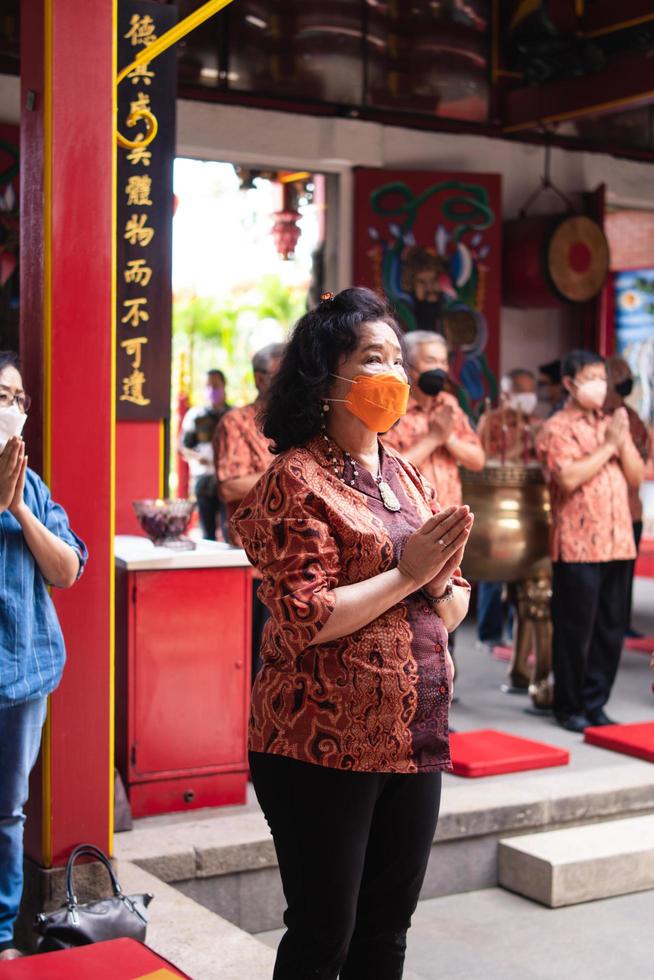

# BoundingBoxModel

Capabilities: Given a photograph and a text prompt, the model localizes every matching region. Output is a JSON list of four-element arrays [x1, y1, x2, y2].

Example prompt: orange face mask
[[329, 373, 410, 433]]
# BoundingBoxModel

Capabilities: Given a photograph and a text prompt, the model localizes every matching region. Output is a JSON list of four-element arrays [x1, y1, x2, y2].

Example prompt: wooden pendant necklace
[[321, 429, 401, 512]]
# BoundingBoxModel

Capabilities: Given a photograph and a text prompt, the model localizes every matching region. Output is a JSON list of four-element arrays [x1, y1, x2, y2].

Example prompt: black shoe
[[586, 709, 618, 727], [554, 713, 592, 733]]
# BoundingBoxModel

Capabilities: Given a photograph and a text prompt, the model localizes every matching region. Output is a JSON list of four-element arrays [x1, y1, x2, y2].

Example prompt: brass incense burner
[[460, 464, 551, 583], [461, 464, 554, 709]]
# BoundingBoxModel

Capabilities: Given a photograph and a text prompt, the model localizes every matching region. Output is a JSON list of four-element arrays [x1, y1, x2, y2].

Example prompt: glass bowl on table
[[132, 498, 196, 551]]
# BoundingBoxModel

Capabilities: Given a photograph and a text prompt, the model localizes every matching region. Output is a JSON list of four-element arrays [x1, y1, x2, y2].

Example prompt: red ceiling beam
[[502, 52, 654, 132], [581, 0, 654, 38]]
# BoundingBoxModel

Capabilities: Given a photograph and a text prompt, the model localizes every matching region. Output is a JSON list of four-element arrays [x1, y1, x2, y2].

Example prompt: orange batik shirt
[[214, 401, 274, 537], [383, 392, 481, 507], [477, 408, 540, 464], [535, 404, 636, 563], [233, 437, 469, 774], [624, 406, 649, 523]]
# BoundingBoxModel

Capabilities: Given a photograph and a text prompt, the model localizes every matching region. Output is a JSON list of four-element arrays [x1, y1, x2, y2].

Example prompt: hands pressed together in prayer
[[0, 436, 27, 517], [428, 404, 455, 447], [605, 407, 629, 453], [399, 505, 474, 597]]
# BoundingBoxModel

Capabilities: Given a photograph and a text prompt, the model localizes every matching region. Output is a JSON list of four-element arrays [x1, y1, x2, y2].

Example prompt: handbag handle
[[65, 844, 123, 906]]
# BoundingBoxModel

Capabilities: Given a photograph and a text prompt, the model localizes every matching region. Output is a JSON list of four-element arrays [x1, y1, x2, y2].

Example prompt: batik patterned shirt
[[477, 408, 540, 464], [624, 405, 649, 523], [233, 437, 469, 774], [383, 392, 481, 507], [0, 469, 88, 706], [535, 405, 636, 563], [214, 400, 274, 542]]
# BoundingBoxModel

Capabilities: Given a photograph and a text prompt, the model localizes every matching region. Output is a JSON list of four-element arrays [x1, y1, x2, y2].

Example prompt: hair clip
[[320, 291, 334, 303]]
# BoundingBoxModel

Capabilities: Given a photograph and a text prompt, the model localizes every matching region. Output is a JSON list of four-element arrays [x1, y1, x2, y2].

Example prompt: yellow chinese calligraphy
[[125, 175, 153, 206], [124, 14, 157, 48], [121, 297, 150, 328], [130, 91, 151, 116], [124, 259, 153, 287], [120, 369, 151, 407], [120, 336, 148, 369], [127, 63, 155, 86], [126, 135, 152, 167], [124, 214, 154, 247]]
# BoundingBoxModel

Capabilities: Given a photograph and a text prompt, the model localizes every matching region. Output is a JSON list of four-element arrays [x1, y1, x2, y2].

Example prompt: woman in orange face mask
[[232, 287, 473, 980]]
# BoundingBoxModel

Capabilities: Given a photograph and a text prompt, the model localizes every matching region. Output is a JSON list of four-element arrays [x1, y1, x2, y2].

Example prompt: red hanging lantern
[[271, 208, 302, 260]]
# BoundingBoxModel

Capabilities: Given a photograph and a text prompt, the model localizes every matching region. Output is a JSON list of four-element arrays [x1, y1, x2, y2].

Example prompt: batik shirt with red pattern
[[535, 404, 636, 563], [233, 437, 469, 773], [214, 401, 274, 542], [383, 392, 481, 507]]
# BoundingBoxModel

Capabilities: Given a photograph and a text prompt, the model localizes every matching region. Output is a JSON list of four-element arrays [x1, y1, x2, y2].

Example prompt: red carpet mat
[[584, 721, 654, 763], [624, 636, 654, 653], [449, 729, 570, 777], [0, 938, 190, 979], [635, 539, 654, 578], [492, 645, 534, 665]]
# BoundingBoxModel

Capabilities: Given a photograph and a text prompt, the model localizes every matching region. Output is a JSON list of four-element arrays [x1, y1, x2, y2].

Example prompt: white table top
[[114, 535, 251, 571]]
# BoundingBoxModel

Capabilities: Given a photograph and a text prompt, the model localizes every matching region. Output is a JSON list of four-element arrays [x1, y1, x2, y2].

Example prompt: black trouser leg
[[625, 521, 643, 631], [551, 562, 600, 719], [340, 771, 441, 980], [249, 752, 441, 980], [196, 493, 218, 540], [582, 560, 631, 716]]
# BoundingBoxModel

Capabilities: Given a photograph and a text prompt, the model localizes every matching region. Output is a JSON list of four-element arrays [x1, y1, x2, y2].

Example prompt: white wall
[[0, 74, 19, 124]]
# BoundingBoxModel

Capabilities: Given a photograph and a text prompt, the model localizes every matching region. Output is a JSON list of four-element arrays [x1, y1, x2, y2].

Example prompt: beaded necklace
[[320, 428, 402, 512]]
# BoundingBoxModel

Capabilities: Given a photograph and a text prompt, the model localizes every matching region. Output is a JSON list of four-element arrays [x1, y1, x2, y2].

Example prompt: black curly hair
[[261, 287, 403, 454]]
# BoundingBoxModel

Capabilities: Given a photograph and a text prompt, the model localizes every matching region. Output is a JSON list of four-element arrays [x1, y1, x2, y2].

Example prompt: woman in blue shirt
[[0, 351, 88, 960]]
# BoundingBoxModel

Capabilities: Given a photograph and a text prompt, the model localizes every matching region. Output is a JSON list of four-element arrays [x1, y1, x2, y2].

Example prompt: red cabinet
[[115, 541, 252, 817]]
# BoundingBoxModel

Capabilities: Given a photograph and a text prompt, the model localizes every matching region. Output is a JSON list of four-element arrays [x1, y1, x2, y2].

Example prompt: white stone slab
[[499, 814, 654, 907], [115, 534, 251, 570]]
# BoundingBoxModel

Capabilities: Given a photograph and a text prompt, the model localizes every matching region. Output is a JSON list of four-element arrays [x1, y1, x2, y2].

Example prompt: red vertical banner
[[353, 167, 502, 417]]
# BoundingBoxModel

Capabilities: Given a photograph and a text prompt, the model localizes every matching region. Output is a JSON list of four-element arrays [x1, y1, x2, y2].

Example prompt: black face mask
[[417, 369, 448, 396], [615, 377, 633, 398]]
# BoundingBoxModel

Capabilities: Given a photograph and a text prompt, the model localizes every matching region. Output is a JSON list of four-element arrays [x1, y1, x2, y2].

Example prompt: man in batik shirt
[[605, 355, 650, 637], [215, 342, 284, 678], [536, 350, 644, 732], [383, 331, 485, 507]]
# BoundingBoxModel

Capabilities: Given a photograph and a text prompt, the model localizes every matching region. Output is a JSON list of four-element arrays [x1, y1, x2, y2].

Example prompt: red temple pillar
[[20, 0, 115, 868]]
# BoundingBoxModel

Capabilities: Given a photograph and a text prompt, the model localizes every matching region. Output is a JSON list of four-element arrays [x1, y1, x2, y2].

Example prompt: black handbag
[[34, 843, 154, 953]]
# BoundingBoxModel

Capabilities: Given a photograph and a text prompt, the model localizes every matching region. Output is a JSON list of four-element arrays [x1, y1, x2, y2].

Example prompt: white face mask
[[510, 392, 538, 416], [0, 405, 27, 452], [574, 378, 607, 411]]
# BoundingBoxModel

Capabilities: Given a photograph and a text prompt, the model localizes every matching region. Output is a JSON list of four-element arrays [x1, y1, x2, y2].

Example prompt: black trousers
[[626, 521, 643, 630], [194, 476, 229, 541], [551, 560, 631, 719], [249, 751, 442, 980]]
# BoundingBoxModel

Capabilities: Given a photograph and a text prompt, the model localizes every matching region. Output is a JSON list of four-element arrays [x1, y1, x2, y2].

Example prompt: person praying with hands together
[[536, 350, 643, 733], [0, 352, 87, 961], [232, 289, 473, 980]]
